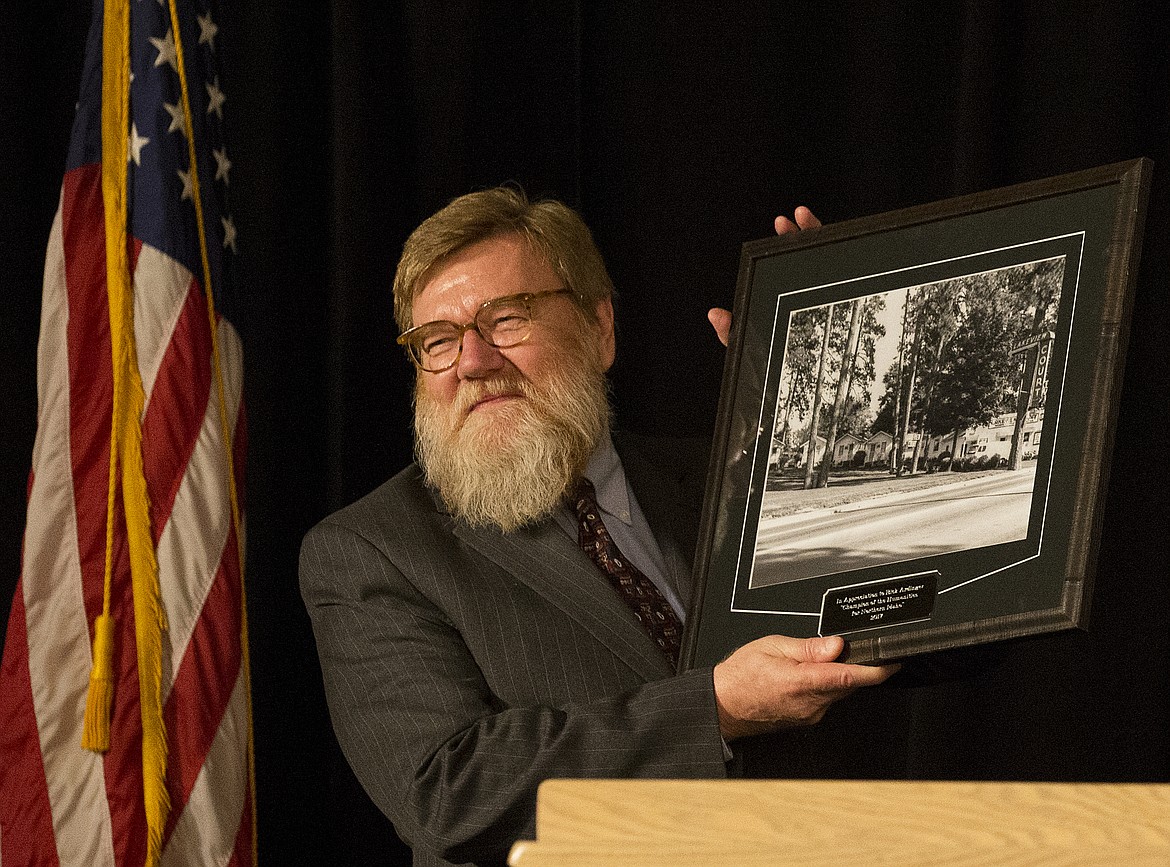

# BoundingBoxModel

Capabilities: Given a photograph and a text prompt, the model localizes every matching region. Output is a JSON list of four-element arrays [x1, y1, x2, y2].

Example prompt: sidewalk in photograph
[[760, 467, 1019, 520]]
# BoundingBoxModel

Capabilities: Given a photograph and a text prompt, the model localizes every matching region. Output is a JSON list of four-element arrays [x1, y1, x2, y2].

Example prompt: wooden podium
[[508, 779, 1170, 865]]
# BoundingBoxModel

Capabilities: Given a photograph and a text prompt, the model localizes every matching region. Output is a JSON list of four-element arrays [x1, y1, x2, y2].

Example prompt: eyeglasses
[[397, 288, 574, 373]]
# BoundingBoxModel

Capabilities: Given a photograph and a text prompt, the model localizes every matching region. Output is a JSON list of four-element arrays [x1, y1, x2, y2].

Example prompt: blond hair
[[393, 186, 615, 331]]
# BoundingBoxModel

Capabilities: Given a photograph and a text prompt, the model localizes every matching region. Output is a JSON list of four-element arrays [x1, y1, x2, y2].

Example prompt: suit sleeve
[[299, 519, 728, 866]]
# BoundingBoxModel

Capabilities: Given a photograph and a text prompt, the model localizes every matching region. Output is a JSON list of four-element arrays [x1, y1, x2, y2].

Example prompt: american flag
[[0, 0, 253, 863]]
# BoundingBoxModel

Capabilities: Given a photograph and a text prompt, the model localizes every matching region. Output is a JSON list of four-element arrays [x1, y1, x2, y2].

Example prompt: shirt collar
[[582, 433, 634, 527]]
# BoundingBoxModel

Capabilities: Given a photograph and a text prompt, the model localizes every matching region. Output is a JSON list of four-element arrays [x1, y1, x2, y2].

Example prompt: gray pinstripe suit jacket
[[299, 433, 728, 867]]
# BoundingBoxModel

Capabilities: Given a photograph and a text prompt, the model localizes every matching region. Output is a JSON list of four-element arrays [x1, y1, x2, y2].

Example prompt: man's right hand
[[712, 634, 899, 741]]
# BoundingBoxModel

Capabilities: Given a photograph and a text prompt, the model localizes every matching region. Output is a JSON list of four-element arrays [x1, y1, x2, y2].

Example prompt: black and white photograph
[[751, 256, 1065, 588]]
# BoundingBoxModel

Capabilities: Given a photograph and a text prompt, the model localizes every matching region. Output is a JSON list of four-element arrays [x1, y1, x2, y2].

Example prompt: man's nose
[[456, 327, 506, 379]]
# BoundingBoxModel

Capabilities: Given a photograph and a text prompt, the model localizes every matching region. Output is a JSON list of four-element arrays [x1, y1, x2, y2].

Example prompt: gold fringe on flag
[[84, 0, 172, 864], [82, 0, 134, 759], [81, 613, 116, 751]]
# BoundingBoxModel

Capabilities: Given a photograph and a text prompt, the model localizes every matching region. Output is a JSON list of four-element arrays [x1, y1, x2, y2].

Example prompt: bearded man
[[300, 187, 897, 867]]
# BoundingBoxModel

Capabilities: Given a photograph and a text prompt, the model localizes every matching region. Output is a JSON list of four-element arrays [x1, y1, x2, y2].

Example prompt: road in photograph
[[750, 466, 1037, 588]]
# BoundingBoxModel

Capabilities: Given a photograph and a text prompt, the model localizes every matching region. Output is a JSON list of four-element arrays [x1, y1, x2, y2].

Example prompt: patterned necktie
[[570, 477, 682, 667]]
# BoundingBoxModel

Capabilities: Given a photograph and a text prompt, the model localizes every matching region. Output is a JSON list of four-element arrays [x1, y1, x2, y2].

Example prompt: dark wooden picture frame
[[681, 159, 1151, 667]]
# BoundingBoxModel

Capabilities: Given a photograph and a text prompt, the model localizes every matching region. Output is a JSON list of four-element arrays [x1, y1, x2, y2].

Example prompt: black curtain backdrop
[[3, 2, 1168, 864]]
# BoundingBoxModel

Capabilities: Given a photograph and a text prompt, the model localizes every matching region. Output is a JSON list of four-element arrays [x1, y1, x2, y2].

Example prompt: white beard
[[413, 337, 611, 532]]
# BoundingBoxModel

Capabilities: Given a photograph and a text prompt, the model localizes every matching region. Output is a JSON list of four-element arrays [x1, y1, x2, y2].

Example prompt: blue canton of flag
[[69, 0, 238, 314]]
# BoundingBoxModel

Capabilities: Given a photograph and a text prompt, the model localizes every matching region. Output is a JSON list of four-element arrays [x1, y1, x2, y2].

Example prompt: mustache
[[450, 374, 533, 418]]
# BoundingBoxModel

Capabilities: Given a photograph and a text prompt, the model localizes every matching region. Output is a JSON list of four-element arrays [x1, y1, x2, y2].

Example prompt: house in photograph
[[923, 407, 1045, 465], [862, 430, 893, 467], [962, 408, 1045, 461], [831, 432, 863, 467], [924, 430, 971, 462], [798, 434, 827, 466], [863, 429, 921, 470]]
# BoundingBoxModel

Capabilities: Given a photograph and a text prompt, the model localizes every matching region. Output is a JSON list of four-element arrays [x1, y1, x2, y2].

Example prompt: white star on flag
[[222, 215, 238, 253], [150, 29, 179, 72], [129, 123, 150, 165], [163, 102, 187, 136], [206, 78, 226, 120], [198, 13, 219, 51], [177, 167, 194, 201], [213, 147, 232, 184]]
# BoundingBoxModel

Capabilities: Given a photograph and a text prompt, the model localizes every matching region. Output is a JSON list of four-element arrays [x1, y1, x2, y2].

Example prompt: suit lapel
[[451, 518, 675, 680]]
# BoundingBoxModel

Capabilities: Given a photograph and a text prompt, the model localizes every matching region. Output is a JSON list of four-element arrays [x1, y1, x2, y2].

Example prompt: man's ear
[[595, 297, 616, 371]]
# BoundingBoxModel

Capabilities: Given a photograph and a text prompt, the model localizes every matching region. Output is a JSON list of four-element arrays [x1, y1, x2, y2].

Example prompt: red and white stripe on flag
[[0, 1, 253, 863]]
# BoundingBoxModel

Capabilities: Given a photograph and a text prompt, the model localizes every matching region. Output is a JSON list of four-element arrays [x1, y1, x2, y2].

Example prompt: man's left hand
[[708, 206, 822, 347]]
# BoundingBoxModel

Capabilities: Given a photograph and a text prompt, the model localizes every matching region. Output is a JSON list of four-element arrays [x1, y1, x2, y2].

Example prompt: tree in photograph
[[872, 365, 900, 438], [906, 278, 964, 475], [794, 294, 885, 487], [928, 282, 1021, 467], [883, 294, 911, 473], [773, 307, 824, 455], [874, 258, 1064, 476], [802, 302, 836, 488], [818, 395, 874, 441], [797, 292, 887, 488], [852, 299, 885, 412], [891, 286, 927, 476], [815, 300, 864, 487]]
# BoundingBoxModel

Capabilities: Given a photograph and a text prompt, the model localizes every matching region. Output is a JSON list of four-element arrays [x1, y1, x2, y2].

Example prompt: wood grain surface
[[510, 779, 1170, 865]]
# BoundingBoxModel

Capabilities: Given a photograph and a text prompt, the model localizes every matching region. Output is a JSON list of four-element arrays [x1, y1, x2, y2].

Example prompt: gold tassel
[[81, 613, 116, 753]]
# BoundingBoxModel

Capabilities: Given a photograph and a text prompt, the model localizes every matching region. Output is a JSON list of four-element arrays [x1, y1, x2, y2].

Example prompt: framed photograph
[[681, 159, 1151, 667]]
